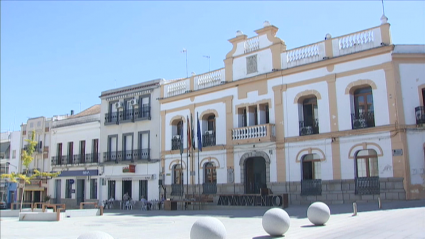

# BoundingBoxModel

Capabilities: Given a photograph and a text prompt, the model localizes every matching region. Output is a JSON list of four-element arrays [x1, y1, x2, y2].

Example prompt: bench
[[11, 202, 33, 210], [42, 203, 66, 212]]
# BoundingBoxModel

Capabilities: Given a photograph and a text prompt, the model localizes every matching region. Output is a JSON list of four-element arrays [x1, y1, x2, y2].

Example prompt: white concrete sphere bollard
[[262, 208, 291, 236], [307, 202, 331, 225], [190, 217, 227, 239], [77, 231, 114, 239]]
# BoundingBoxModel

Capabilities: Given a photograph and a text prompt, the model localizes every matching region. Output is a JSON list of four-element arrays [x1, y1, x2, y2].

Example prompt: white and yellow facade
[[159, 18, 425, 204]]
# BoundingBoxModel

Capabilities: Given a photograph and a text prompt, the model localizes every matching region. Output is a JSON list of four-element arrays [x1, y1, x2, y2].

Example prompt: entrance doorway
[[244, 157, 266, 194], [55, 179, 61, 203], [76, 179, 85, 205], [122, 180, 132, 199]]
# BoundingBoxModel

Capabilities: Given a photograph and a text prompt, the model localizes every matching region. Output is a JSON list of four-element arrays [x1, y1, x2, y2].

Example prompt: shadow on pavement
[[102, 199, 425, 219]]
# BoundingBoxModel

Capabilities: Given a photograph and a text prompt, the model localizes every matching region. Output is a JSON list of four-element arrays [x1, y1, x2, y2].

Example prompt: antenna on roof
[[381, 0, 385, 16]]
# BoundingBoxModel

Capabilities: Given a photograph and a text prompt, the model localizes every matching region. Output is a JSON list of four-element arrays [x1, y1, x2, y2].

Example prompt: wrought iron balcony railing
[[104, 112, 119, 124], [134, 104, 151, 119], [134, 148, 150, 160], [171, 136, 182, 150], [202, 131, 216, 147], [171, 183, 183, 196], [351, 111, 375, 129], [415, 106, 425, 125], [301, 179, 322, 195], [52, 153, 100, 166], [120, 109, 135, 121], [103, 151, 121, 163], [355, 176, 380, 195], [202, 182, 217, 194], [299, 118, 319, 136]]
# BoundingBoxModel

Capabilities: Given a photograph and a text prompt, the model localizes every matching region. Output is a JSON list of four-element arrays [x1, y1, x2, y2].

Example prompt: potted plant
[[44, 195, 51, 204]]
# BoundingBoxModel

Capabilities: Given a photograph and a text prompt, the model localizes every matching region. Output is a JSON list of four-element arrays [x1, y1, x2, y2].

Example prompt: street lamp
[[181, 48, 188, 78]]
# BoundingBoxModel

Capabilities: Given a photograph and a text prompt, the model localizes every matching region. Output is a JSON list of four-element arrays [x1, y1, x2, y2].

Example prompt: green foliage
[[0, 130, 61, 186]]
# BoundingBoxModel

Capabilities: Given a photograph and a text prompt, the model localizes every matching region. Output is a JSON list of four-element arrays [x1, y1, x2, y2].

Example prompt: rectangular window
[[12, 150, 16, 159], [90, 179, 97, 199], [65, 179, 72, 198], [108, 180, 116, 200]]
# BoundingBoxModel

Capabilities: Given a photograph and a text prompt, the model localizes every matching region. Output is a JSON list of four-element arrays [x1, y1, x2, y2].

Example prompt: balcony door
[[92, 139, 99, 162], [138, 132, 149, 160], [244, 157, 266, 194], [355, 149, 380, 195], [352, 87, 374, 128], [67, 142, 73, 164], [301, 154, 322, 195], [79, 140, 85, 163], [123, 134, 133, 161]]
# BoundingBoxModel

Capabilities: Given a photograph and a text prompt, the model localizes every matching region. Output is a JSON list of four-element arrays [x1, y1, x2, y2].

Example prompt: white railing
[[332, 27, 382, 57], [244, 36, 260, 54], [194, 68, 225, 90], [165, 79, 190, 97], [282, 42, 325, 69], [232, 124, 275, 140], [52, 114, 100, 128]]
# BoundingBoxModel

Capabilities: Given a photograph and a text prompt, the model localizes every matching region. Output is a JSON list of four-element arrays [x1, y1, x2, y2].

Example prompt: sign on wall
[[123, 165, 136, 173]]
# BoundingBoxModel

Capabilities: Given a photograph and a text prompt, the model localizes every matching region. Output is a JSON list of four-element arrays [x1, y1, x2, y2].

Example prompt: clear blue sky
[[1, 1, 424, 132]]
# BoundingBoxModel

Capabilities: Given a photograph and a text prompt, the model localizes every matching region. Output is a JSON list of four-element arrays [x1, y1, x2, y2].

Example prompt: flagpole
[[180, 118, 184, 201]]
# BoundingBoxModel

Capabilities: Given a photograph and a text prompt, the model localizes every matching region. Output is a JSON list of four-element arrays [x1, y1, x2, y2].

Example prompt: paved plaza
[[1, 200, 425, 239]]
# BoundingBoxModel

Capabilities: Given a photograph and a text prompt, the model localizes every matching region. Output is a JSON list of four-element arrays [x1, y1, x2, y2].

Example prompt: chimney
[[71, 110, 74, 115]]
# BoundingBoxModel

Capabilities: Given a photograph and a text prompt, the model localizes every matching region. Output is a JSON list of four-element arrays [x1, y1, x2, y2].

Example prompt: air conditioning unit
[[115, 101, 123, 109], [130, 98, 138, 106], [353, 119, 367, 129], [416, 110, 423, 121], [173, 135, 181, 139], [205, 130, 214, 135]]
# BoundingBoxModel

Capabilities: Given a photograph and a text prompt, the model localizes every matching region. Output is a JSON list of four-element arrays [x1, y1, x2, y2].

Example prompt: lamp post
[[181, 49, 188, 78]]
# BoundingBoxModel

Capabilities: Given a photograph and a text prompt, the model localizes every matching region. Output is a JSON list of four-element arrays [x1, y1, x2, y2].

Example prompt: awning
[[104, 174, 156, 181], [24, 186, 45, 191]]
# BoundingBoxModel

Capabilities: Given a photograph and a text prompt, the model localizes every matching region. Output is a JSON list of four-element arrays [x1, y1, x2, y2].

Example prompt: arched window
[[355, 149, 378, 177], [352, 86, 375, 129], [355, 149, 380, 195], [202, 115, 216, 147], [299, 97, 319, 136], [171, 120, 184, 150], [204, 162, 216, 183], [203, 162, 217, 194], [173, 164, 182, 185], [301, 154, 322, 196]]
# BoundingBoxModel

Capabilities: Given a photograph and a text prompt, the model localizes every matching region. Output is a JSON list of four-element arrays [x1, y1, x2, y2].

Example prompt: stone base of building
[[164, 177, 406, 206]]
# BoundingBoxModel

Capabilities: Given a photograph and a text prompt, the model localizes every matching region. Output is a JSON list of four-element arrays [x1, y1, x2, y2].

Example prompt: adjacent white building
[[99, 79, 163, 204], [49, 105, 101, 208]]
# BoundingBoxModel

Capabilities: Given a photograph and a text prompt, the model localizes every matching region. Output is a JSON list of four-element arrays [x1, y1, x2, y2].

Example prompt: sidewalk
[[1, 200, 424, 239]]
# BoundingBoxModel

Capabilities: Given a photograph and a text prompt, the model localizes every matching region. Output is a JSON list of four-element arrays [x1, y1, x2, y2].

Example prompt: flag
[[187, 115, 191, 150], [197, 112, 202, 152], [180, 118, 184, 155], [191, 113, 195, 150]]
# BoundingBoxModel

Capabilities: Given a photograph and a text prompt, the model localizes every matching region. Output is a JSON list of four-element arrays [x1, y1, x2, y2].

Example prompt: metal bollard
[[352, 202, 357, 216], [378, 197, 382, 209]]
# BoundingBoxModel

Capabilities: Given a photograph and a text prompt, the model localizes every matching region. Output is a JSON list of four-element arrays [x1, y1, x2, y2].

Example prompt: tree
[[1, 131, 60, 211]]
